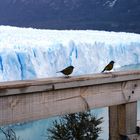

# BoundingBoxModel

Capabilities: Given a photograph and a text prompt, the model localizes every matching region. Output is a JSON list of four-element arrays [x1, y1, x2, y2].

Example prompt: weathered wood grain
[[0, 70, 140, 126], [0, 70, 140, 96], [109, 102, 137, 140]]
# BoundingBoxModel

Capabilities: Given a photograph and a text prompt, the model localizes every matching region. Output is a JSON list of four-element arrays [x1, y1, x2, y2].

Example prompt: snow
[[104, 0, 118, 8]]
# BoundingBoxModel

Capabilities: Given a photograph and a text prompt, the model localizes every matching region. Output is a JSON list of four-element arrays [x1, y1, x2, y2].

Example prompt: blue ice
[[0, 26, 140, 140], [0, 26, 140, 81]]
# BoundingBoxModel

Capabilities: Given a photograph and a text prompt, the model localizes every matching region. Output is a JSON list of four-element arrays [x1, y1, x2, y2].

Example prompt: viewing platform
[[0, 70, 140, 139]]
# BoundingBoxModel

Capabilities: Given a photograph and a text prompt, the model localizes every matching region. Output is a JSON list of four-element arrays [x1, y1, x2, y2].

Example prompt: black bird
[[102, 61, 115, 72], [57, 65, 74, 77]]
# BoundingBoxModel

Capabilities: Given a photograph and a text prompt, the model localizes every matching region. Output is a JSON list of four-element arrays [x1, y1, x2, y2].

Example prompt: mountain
[[0, 0, 140, 33]]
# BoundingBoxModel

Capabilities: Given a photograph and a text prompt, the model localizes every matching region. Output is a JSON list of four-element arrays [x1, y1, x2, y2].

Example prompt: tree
[[0, 127, 20, 140], [46, 111, 103, 140]]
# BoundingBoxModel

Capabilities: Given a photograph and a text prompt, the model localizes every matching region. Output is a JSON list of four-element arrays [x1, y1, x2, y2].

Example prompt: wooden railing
[[1, 70, 140, 139]]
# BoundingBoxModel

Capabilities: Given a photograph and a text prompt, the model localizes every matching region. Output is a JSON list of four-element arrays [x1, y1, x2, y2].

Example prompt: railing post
[[109, 102, 137, 140]]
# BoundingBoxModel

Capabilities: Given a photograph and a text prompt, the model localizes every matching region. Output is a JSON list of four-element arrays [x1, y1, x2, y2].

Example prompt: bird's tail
[[56, 71, 61, 73], [101, 69, 105, 73]]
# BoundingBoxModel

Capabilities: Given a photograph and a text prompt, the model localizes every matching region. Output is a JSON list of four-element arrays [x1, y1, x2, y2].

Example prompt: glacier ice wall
[[0, 26, 140, 81], [0, 26, 140, 140]]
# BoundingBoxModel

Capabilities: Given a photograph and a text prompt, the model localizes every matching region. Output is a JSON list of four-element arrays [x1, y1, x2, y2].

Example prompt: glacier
[[0, 25, 140, 140], [0, 26, 140, 81]]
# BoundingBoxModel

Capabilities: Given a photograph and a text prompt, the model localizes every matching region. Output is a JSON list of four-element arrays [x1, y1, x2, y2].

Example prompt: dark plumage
[[102, 61, 115, 72], [57, 65, 74, 76]]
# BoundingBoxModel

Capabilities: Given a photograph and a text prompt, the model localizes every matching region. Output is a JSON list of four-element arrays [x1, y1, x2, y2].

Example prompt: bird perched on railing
[[102, 61, 115, 73], [57, 65, 74, 77]]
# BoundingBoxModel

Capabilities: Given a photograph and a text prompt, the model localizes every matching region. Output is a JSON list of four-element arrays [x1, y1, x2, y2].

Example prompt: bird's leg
[[65, 75, 70, 78]]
